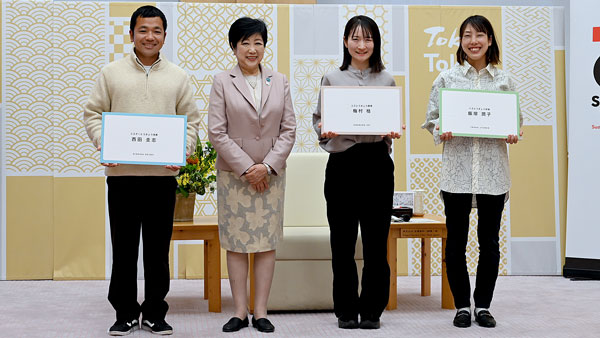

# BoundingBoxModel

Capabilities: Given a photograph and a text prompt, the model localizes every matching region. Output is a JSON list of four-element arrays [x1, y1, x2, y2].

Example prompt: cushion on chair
[[276, 227, 364, 260], [267, 260, 364, 311], [283, 153, 328, 227]]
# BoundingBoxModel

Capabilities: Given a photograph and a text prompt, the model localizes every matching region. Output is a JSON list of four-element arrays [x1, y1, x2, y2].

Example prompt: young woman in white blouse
[[313, 15, 401, 330], [422, 15, 523, 329]]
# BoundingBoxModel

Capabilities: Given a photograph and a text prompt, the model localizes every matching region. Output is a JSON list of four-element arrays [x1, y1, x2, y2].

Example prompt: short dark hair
[[340, 15, 385, 73], [229, 17, 268, 50], [456, 15, 500, 66], [130, 5, 167, 34]]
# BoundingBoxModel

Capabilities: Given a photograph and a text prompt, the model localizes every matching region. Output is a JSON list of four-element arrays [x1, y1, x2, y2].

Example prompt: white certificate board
[[439, 88, 520, 138], [101, 112, 187, 165], [321, 86, 403, 135]]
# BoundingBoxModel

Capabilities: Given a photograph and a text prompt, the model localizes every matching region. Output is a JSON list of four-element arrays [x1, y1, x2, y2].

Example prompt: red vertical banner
[[593, 27, 600, 42]]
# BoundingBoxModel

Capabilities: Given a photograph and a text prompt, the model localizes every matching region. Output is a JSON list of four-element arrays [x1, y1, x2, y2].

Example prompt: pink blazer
[[208, 65, 296, 177]]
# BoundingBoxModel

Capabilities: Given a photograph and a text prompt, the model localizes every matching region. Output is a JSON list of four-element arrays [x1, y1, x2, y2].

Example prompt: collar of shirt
[[347, 64, 372, 78], [131, 50, 163, 71], [459, 62, 497, 78]]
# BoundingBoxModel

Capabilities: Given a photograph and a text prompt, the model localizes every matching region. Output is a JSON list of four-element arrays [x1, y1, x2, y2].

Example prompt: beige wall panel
[[110, 2, 155, 17], [393, 76, 407, 191], [169, 244, 174, 279], [277, 5, 290, 79], [409, 6, 502, 155], [53, 178, 105, 280], [6, 177, 54, 279], [509, 126, 556, 238], [555, 50, 567, 262], [178, 244, 204, 279], [175, 245, 229, 279], [396, 238, 409, 276], [221, 248, 229, 278]]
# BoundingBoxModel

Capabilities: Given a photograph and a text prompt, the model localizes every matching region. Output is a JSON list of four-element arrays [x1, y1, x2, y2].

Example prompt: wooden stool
[[387, 214, 454, 310]]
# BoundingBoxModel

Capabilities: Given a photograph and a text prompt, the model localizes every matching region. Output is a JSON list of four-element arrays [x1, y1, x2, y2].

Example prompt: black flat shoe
[[222, 317, 248, 332], [453, 310, 471, 328], [252, 316, 275, 333], [338, 318, 359, 329], [359, 318, 380, 329], [475, 310, 496, 328]]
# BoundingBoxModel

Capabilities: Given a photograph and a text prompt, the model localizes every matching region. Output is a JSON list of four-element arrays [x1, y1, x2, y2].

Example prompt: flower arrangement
[[176, 137, 217, 197]]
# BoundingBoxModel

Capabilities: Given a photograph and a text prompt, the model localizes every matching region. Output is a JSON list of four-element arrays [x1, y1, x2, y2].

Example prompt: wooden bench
[[172, 216, 221, 312], [387, 214, 454, 310]]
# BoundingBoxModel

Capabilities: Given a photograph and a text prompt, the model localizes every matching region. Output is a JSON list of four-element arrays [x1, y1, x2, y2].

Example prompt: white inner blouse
[[244, 71, 262, 115]]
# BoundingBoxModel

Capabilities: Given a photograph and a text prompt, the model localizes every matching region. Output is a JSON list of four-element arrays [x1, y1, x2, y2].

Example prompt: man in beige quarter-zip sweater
[[83, 5, 200, 337]]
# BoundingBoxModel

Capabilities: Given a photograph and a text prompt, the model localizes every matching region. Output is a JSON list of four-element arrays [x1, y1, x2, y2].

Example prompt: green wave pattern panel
[[503, 7, 553, 124], [52, 2, 106, 174], [5, 0, 54, 173], [292, 58, 340, 153], [342, 5, 392, 69], [176, 3, 275, 72]]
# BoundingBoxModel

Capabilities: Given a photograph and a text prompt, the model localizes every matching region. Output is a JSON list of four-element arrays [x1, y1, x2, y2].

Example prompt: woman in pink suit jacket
[[208, 17, 296, 333]]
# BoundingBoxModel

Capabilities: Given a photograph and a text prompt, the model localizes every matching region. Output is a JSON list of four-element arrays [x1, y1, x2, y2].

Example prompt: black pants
[[106, 176, 176, 321], [324, 141, 394, 320], [442, 191, 506, 309]]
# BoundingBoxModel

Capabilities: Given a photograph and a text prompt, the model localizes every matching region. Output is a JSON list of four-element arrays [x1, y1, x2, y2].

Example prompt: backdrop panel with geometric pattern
[[0, 1, 566, 280]]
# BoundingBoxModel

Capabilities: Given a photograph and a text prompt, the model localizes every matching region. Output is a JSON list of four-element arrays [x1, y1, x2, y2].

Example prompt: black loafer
[[252, 316, 275, 333], [359, 319, 380, 329], [222, 317, 248, 332], [453, 310, 471, 328], [475, 310, 496, 328], [338, 318, 359, 329]]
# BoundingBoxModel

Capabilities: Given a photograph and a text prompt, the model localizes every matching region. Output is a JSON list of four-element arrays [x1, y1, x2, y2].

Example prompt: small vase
[[174, 192, 196, 222]]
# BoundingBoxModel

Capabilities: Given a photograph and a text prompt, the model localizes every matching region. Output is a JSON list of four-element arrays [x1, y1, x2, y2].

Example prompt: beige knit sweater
[[83, 52, 200, 176]]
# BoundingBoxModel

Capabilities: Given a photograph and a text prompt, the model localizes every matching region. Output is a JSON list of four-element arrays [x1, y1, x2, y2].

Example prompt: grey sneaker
[[141, 318, 173, 335], [108, 318, 139, 336]]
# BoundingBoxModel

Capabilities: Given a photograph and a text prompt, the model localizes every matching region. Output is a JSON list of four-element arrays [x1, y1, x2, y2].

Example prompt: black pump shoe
[[222, 317, 248, 332], [252, 316, 275, 333]]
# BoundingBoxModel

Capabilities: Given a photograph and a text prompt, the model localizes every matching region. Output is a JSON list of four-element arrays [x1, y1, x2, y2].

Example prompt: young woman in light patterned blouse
[[422, 15, 523, 329]]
